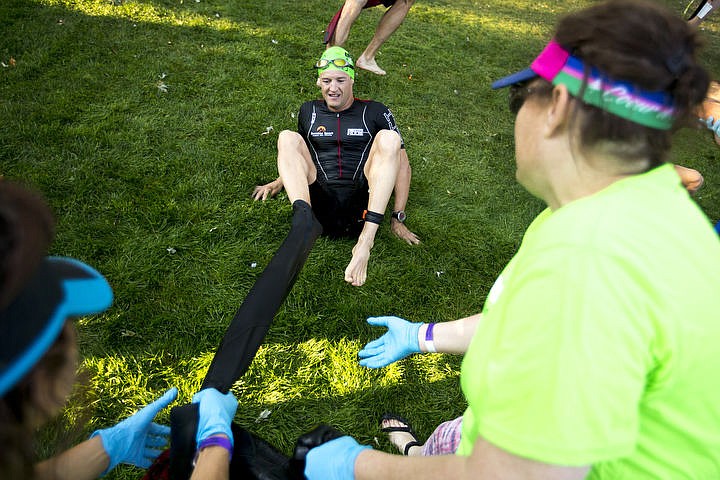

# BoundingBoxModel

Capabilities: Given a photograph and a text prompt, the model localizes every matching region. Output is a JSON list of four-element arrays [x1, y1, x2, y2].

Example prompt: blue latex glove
[[706, 116, 720, 136], [358, 316, 422, 369], [91, 387, 177, 474], [192, 388, 238, 445], [304, 436, 371, 480]]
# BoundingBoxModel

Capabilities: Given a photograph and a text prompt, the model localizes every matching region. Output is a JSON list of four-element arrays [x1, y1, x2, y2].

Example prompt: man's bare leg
[[329, 0, 369, 47], [276, 130, 317, 204], [688, 0, 715, 27], [344, 130, 401, 286], [357, 0, 415, 75], [252, 131, 316, 202]]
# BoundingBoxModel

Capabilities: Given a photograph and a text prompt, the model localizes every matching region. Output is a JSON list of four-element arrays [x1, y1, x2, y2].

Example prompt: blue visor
[[0, 257, 113, 397], [491, 67, 538, 90]]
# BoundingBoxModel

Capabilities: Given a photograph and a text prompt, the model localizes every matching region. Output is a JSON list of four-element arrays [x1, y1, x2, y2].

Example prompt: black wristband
[[362, 210, 384, 225]]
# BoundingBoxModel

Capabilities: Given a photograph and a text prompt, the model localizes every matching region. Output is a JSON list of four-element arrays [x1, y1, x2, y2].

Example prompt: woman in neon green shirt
[[303, 1, 720, 479]]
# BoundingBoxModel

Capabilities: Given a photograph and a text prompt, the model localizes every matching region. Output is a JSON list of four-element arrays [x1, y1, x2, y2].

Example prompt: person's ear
[[544, 84, 572, 137], [316, 77, 322, 88]]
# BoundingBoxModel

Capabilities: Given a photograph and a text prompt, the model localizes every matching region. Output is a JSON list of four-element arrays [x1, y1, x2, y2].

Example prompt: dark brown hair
[[0, 182, 55, 310], [0, 182, 70, 479], [0, 323, 77, 479], [537, 0, 710, 165]]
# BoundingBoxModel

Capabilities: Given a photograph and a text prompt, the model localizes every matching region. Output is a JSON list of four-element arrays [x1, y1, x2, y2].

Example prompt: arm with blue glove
[[705, 116, 720, 137], [303, 434, 470, 480], [305, 433, 589, 480], [358, 316, 422, 368], [304, 436, 372, 480], [358, 314, 483, 369], [91, 387, 178, 475], [34, 388, 178, 480], [189, 388, 238, 480]]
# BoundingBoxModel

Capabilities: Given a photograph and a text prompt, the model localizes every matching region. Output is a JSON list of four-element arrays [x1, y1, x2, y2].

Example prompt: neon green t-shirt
[[457, 164, 720, 478]]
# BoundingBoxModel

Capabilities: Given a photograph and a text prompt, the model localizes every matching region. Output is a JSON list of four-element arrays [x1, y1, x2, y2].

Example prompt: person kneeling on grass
[[672, 0, 720, 195], [302, 2, 720, 479], [670, 81, 720, 194], [252, 46, 420, 287], [0, 182, 238, 480]]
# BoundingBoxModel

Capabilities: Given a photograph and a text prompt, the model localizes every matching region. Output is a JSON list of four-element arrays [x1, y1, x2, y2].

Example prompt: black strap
[[363, 209, 385, 225], [403, 441, 422, 456]]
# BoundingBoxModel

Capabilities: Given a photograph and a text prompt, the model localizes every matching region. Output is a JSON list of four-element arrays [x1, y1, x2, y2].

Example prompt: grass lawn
[[1, 0, 718, 477]]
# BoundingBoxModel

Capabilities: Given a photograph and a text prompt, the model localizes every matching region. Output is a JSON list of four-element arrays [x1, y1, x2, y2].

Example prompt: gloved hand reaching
[[192, 387, 238, 445], [91, 387, 177, 474], [706, 116, 720, 136], [304, 436, 372, 480], [358, 316, 422, 368]]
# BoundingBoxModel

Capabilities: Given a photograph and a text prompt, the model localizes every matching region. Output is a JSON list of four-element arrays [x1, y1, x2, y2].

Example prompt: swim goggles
[[315, 58, 354, 69]]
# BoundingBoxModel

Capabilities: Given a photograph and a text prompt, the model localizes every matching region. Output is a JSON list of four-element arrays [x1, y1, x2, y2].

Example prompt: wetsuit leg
[[169, 200, 322, 480]]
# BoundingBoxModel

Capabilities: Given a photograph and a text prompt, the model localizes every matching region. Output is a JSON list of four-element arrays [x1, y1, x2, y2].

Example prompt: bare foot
[[344, 237, 373, 286], [381, 417, 422, 456], [356, 55, 386, 76]]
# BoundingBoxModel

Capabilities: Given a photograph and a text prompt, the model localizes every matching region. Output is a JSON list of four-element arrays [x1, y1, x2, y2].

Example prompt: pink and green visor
[[492, 40, 676, 130]]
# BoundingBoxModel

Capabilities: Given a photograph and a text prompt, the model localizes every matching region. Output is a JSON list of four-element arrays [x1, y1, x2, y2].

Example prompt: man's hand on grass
[[252, 179, 283, 201], [391, 219, 420, 245]]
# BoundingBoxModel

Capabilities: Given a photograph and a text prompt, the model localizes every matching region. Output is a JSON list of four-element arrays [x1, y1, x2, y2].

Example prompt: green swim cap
[[316, 46, 355, 80]]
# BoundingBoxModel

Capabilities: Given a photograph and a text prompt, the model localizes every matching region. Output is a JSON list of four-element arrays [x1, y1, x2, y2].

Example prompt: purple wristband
[[196, 436, 233, 463], [425, 323, 436, 353]]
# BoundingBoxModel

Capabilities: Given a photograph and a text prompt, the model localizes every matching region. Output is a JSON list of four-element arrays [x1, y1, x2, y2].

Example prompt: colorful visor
[[0, 257, 113, 397], [492, 40, 676, 130], [316, 46, 355, 80]]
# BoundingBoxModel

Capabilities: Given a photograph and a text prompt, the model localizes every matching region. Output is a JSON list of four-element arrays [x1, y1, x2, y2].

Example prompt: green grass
[[1, 0, 719, 477]]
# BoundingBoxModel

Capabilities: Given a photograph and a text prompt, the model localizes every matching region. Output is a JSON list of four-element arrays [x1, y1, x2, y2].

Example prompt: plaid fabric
[[141, 449, 170, 480], [421, 416, 463, 456]]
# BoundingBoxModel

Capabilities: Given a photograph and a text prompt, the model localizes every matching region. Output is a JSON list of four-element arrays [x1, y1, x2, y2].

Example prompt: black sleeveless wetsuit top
[[297, 99, 404, 197]]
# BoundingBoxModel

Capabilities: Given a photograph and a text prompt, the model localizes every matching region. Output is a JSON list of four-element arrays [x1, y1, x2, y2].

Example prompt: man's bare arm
[[391, 149, 420, 244]]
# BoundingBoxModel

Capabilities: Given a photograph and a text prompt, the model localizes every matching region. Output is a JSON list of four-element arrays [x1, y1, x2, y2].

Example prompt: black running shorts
[[309, 181, 369, 238]]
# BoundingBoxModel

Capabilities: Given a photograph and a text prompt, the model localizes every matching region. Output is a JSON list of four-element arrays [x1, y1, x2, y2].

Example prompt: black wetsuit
[[298, 98, 403, 237]]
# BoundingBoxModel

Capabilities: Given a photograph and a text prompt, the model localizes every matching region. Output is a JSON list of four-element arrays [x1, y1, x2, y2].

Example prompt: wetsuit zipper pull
[[336, 113, 342, 178]]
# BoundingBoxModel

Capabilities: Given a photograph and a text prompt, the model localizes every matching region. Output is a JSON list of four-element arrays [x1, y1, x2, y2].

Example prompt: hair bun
[[0, 183, 55, 310], [664, 49, 689, 78]]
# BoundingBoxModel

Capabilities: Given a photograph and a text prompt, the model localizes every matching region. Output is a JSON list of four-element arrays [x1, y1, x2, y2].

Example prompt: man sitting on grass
[[252, 47, 420, 287]]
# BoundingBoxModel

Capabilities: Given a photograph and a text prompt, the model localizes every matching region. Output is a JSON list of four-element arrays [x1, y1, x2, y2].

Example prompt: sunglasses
[[508, 81, 552, 115], [508, 82, 535, 115], [315, 58, 354, 69]]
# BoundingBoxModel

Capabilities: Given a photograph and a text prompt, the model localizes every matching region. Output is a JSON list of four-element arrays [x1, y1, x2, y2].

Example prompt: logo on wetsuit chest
[[311, 125, 335, 137], [346, 128, 365, 136]]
